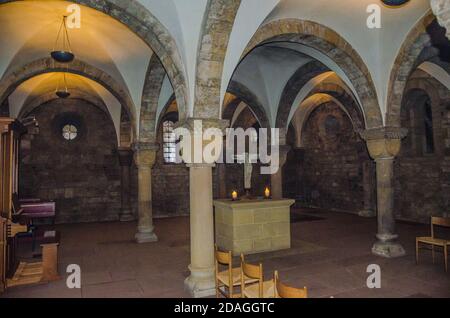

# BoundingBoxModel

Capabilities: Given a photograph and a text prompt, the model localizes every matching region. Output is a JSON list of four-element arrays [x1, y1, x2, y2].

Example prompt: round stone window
[[62, 124, 78, 141]]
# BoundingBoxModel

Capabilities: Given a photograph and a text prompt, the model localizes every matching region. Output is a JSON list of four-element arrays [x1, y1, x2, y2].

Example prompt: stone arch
[[386, 11, 436, 126], [225, 80, 270, 128], [0, 0, 189, 121], [402, 74, 444, 155], [19, 89, 109, 119], [242, 19, 383, 129], [139, 54, 168, 143], [156, 93, 177, 133], [0, 57, 137, 141], [276, 60, 329, 129], [305, 82, 366, 132], [293, 93, 360, 148], [194, 0, 241, 118]]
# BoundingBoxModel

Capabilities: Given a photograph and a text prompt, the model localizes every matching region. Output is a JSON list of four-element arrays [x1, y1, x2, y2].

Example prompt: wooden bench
[[6, 230, 60, 288]]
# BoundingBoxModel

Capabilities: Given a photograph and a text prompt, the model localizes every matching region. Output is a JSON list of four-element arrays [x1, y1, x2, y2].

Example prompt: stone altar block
[[213, 199, 295, 255]]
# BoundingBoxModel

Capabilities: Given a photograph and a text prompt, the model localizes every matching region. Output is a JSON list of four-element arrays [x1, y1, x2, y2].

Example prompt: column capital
[[133, 142, 159, 168], [177, 118, 230, 165], [117, 147, 134, 167], [360, 127, 408, 160]]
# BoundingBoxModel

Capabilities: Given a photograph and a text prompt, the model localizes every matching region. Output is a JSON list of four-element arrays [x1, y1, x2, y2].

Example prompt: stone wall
[[20, 99, 123, 223], [152, 125, 190, 218], [395, 75, 450, 222], [287, 102, 368, 213]]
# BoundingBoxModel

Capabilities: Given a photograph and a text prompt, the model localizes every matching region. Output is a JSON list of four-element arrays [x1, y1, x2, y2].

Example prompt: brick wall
[[285, 102, 368, 213], [20, 99, 122, 223]]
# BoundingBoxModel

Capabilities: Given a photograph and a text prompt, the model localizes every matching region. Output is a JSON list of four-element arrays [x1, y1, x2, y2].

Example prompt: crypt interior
[[0, 0, 450, 298]]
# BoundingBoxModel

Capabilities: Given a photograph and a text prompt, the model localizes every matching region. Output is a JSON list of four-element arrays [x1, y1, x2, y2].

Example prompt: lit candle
[[264, 187, 271, 199], [232, 191, 238, 201]]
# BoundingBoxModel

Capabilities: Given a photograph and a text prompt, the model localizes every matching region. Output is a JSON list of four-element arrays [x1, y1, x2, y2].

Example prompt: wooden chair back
[[274, 271, 307, 298], [240, 254, 263, 297], [215, 245, 234, 297], [431, 217, 450, 238]]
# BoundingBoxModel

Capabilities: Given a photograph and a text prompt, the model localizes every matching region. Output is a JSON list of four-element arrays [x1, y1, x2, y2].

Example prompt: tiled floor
[[2, 209, 450, 298]]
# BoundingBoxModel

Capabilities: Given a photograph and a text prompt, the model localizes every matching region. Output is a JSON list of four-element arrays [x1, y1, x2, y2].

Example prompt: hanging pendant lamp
[[381, 0, 409, 6], [56, 73, 71, 98], [51, 16, 75, 63]]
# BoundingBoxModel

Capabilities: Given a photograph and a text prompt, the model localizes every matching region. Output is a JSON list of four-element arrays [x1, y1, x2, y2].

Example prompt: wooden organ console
[[0, 117, 60, 293]]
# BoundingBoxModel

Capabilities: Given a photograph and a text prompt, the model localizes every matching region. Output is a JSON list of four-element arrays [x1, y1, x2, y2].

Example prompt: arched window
[[402, 90, 435, 156], [424, 99, 435, 154], [163, 120, 176, 163]]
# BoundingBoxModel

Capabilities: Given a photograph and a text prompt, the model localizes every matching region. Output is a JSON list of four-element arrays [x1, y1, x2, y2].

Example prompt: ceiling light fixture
[[381, 0, 410, 7], [51, 16, 75, 63], [56, 72, 71, 99]]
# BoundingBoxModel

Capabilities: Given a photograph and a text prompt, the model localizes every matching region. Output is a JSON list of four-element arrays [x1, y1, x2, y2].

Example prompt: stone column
[[181, 118, 229, 298], [118, 147, 134, 222], [217, 163, 227, 199], [359, 160, 376, 218], [361, 127, 407, 258], [431, 0, 450, 39], [134, 143, 159, 243], [271, 145, 291, 200]]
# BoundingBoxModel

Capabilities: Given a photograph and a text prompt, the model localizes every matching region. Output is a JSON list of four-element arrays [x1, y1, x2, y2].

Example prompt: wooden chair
[[240, 254, 275, 298], [215, 246, 257, 298], [416, 217, 450, 272], [274, 271, 307, 298]]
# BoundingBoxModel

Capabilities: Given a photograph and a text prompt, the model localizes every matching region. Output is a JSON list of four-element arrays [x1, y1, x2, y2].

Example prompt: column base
[[358, 209, 376, 218], [372, 239, 405, 258], [135, 229, 158, 244], [184, 265, 215, 298]]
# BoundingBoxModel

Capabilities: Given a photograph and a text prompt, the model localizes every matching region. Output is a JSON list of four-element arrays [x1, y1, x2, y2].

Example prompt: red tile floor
[[2, 209, 450, 298]]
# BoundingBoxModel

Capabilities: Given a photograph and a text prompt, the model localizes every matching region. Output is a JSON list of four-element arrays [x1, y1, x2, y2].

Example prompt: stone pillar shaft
[[134, 144, 158, 243], [375, 158, 396, 237], [360, 127, 407, 258], [186, 164, 215, 296], [118, 148, 134, 222], [217, 163, 227, 199], [271, 145, 290, 200], [359, 160, 376, 218], [181, 117, 229, 298]]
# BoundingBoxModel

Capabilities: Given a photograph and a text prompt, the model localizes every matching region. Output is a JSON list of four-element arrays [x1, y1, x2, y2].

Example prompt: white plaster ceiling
[[0, 1, 151, 126], [222, 0, 433, 124], [230, 45, 312, 126]]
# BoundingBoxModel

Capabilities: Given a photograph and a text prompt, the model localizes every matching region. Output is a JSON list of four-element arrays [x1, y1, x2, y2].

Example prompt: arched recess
[[0, 0, 189, 121], [305, 82, 366, 132], [401, 73, 444, 155], [241, 19, 383, 129], [0, 58, 137, 142], [224, 80, 270, 128], [18, 91, 127, 147], [293, 93, 361, 148], [139, 54, 168, 143], [194, 0, 241, 118], [386, 11, 436, 126]]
